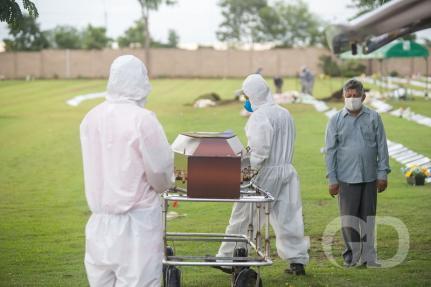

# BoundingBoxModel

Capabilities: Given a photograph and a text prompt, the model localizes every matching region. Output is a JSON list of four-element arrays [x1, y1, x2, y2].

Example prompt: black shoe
[[365, 261, 382, 268], [342, 250, 352, 266], [285, 263, 305, 275], [205, 255, 233, 274], [344, 262, 360, 268], [213, 266, 233, 274]]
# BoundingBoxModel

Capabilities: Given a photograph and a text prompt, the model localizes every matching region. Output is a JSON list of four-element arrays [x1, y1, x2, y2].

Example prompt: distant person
[[217, 74, 309, 275], [80, 55, 174, 286], [325, 79, 390, 268], [273, 76, 284, 94], [299, 67, 314, 96]]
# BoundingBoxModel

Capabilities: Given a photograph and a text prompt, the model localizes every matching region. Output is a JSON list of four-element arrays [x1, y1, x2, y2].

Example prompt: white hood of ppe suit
[[242, 74, 274, 111], [106, 55, 152, 106]]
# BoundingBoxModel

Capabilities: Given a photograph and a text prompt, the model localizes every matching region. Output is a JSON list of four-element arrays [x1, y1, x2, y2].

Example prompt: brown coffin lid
[[172, 131, 244, 157]]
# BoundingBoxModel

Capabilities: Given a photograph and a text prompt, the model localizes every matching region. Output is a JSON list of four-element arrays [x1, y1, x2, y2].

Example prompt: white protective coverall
[[80, 55, 174, 287], [217, 74, 309, 265]]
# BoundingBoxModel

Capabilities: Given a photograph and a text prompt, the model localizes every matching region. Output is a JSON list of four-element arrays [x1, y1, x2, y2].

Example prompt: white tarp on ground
[[419, 76, 431, 83], [193, 99, 216, 108], [361, 76, 429, 97], [408, 89, 428, 97], [367, 98, 393, 113], [273, 91, 299, 104], [361, 89, 431, 128], [385, 76, 429, 89], [386, 140, 431, 184], [66, 92, 106, 106], [361, 77, 399, 90], [276, 87, 430, 128], [274, 91, 330, 112], [390, 108, 431, 127], [312, 101, 330, 112], [325, 108, 338, 119]]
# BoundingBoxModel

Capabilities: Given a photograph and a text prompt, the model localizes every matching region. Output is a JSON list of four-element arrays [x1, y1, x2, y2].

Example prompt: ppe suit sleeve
[[245, 114, 273, 170], [139, 114, 174, 193]]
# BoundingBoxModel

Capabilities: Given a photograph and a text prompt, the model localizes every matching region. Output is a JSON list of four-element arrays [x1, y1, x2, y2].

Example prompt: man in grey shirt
[[325, 79, 391, 267]]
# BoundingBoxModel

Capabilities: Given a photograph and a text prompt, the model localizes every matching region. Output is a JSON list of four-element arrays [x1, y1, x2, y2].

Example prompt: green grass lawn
[[0, 79, 430, 287]]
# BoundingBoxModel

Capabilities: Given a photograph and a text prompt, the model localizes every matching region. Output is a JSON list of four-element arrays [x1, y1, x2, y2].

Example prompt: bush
[[390, 70, 399, 77], [340, 61, 367, 78], [318, 55, 340, 77], [318, 55, 367, 78]]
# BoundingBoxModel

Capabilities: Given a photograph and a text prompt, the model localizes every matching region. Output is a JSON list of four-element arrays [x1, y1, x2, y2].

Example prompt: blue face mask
[[244, 99, 253, 112]]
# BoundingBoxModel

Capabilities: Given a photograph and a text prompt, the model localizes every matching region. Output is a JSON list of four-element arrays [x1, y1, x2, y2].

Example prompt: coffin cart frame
[[162, 183, 274, 287]]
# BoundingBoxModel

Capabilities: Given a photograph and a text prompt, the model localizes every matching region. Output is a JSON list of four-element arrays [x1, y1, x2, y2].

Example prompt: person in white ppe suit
[[217, 74, 309, 275], [80, 55, 174, 287]]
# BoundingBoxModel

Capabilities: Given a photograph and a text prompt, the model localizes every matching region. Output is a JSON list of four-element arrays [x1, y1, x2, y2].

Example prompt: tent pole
[[426, 57, 429, 99], [387, 60, 390, 93], [379, 59, 383, 94]]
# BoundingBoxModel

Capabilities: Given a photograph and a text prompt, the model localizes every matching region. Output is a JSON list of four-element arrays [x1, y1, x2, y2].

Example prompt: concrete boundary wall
[[0, 48, 429, 79]]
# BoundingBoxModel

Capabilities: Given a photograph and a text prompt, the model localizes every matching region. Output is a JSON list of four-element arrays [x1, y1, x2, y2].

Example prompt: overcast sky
[[0, 0, 429, 45]]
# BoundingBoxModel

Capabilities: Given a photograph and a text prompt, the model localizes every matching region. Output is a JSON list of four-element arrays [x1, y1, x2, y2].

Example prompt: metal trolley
[[162, 183, 274, 287]]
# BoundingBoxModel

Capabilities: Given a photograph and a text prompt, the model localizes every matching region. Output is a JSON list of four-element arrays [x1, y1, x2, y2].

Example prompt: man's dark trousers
[[339, 181, 377, 266]]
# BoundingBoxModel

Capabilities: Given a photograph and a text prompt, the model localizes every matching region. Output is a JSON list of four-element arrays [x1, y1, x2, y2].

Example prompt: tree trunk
[[142, 7, 151, 76]]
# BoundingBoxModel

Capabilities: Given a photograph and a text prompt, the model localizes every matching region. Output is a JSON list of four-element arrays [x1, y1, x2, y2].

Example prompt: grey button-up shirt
[[325, 106, 391, 185]]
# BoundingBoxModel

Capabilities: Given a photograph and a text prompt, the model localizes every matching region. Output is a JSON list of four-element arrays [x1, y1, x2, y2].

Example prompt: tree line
[[3, 15, 180, 51], [216, 0, 327, 48], [2, 0, 328, 51]]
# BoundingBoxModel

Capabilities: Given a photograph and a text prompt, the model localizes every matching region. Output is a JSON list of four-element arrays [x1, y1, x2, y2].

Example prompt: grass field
[[0, 78, 430, 287]]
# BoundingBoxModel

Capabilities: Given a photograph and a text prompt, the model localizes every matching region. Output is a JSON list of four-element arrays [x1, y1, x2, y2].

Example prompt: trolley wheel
[[234, 268, 262, 287], [232, 247, 248, 274], [166, 245, 175, 256], [233, 247, 248, 259], [163, 265, 181, 287], [163, 246, 180, 287], [163, 246, 174, 274]]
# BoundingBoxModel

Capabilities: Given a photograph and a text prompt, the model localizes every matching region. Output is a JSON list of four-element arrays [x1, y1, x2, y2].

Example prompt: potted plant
[[402, 165, 430, 186]]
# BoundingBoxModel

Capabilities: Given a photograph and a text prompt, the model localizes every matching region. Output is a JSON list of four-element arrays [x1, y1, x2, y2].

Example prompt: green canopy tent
[[340, 40, 430, 96]]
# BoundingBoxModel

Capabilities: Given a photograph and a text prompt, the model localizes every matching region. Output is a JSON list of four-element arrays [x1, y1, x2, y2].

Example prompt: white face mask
[[345, 97, 362, 111]]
